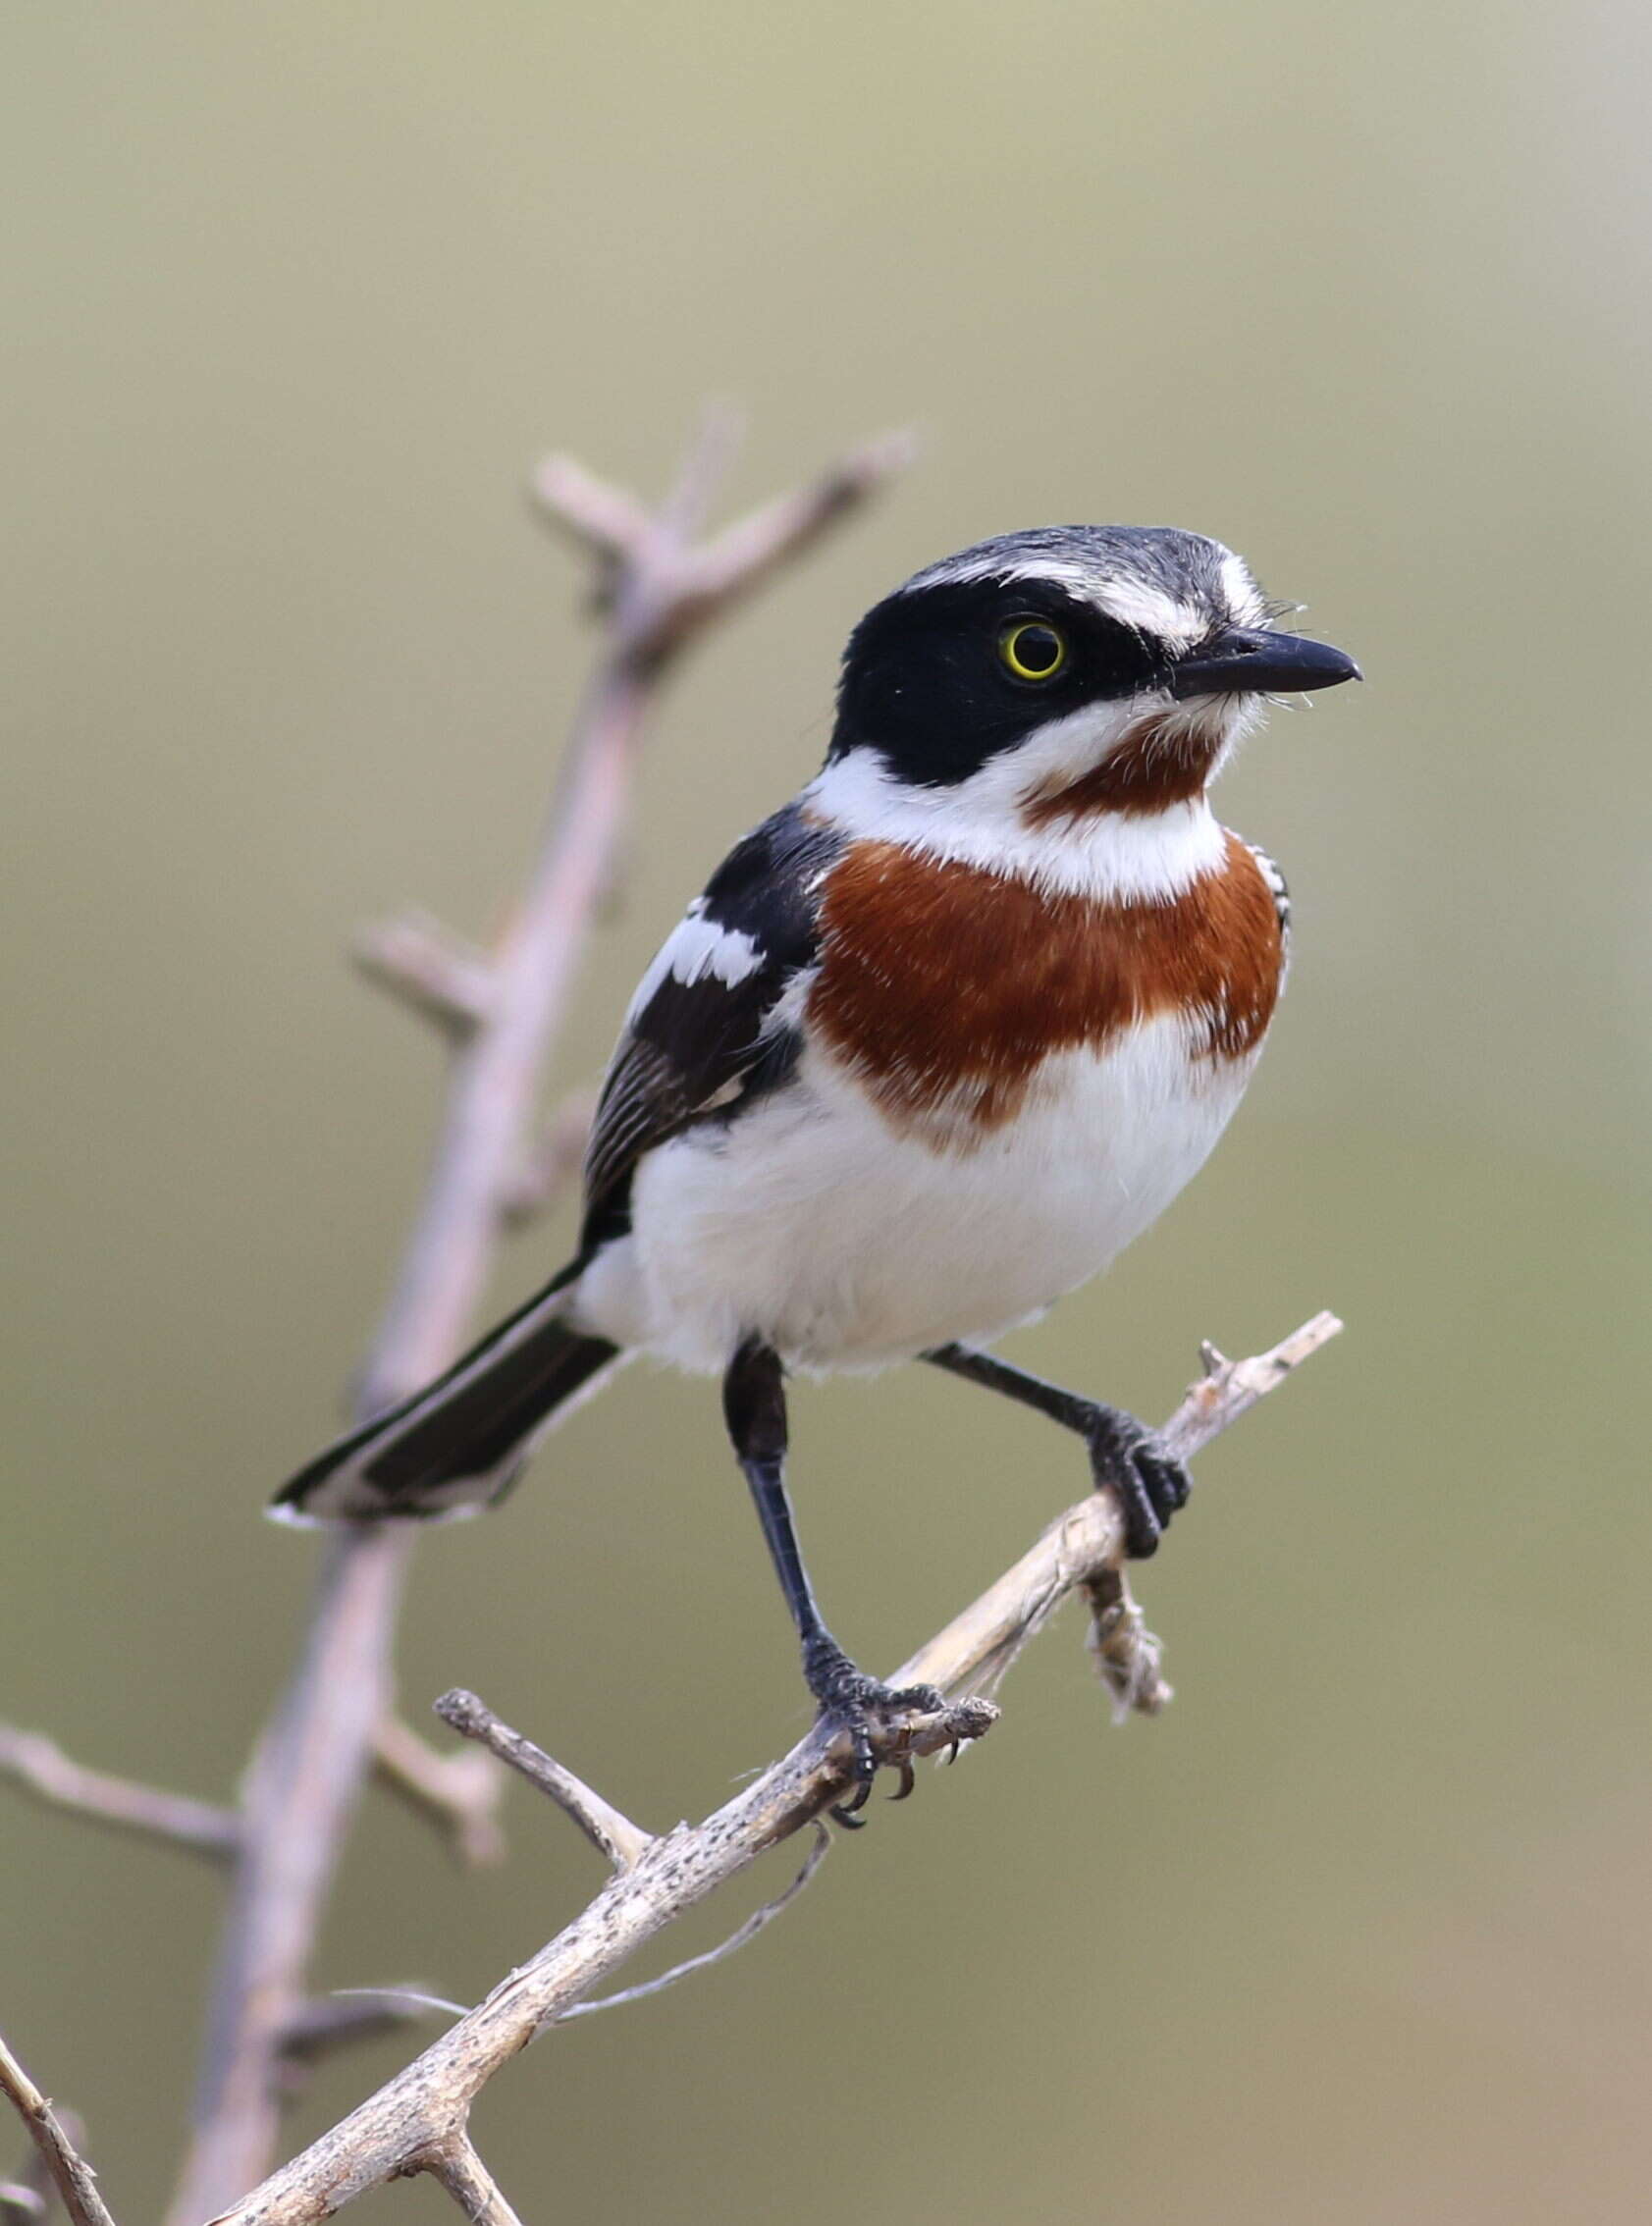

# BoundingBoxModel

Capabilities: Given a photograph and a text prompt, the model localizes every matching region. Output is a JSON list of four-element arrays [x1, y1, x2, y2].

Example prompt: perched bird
[[277, 524, 1359, 1813]]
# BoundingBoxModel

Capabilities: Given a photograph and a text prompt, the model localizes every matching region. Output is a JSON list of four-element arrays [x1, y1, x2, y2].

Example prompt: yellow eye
[[998, 618, 1068, 682]]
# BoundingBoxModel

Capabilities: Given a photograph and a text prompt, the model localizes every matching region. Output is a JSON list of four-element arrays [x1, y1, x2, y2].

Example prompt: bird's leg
[[922, 1343, 1191, 1558], [722, 1337, 943, 1823]]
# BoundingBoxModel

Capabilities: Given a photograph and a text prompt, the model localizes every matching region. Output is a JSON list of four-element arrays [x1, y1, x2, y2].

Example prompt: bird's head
[[827, 525, 1359, 822]]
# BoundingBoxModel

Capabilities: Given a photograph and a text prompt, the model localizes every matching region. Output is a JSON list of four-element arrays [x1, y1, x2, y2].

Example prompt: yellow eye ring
[[998, 618, 1068, 682]]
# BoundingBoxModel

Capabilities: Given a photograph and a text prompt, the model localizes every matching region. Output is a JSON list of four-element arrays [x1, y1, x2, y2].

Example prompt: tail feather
[[273, 1261, 622, 1523]]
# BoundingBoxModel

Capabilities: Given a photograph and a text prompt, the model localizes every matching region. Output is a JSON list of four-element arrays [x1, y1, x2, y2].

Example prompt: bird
[[276, 523, 1359, 1816]]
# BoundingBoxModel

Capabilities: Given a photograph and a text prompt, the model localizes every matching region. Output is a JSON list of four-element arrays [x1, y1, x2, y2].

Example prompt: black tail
[[273, 1263, 622, 1523]]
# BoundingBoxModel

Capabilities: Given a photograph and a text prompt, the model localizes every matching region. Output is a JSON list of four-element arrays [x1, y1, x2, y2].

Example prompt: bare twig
[[0, 1729, 240, 1861], [675, 429, 919, 636], [352, 917, 495, 1040], [420, 2140, 522, 2226], [0, 2040, 117, 2226], [496, 1087, 595, 1226], [174, 1530, 408, 2226], [159, 418, 910, 2226], [209, 1312, 1337, 2226], [527, 454, 653, 568], [1, 2101, 89, 2226], [434, 1692, 653, 1874], [370, 1721, 506, 1870]]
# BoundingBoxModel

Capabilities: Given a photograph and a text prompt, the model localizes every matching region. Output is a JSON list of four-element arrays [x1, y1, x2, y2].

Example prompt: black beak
[[1167, 626, 1362, 700]]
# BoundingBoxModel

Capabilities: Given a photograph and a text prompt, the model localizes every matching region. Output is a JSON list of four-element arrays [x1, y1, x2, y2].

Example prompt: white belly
[[572, 1014, 1257, 1373]]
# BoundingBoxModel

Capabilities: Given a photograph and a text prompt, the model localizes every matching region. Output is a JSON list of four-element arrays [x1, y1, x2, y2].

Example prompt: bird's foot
[[802, 1632, 972, 1828], [1085, 1404, 1192, 1560]]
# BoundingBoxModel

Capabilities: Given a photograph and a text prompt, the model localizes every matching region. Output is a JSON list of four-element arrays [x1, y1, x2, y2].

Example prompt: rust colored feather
[[808, 832, 1283, 1144], [1022, 715, 1218, 823]]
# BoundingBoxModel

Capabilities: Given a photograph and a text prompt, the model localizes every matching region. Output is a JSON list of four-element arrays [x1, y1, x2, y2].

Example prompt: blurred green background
[[6, 4, 1652, 2221]]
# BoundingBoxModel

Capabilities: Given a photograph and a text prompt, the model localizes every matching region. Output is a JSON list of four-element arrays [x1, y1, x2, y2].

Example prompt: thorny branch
[[200, 1310, 1339, 2226], [0, 415, 912, 2226]]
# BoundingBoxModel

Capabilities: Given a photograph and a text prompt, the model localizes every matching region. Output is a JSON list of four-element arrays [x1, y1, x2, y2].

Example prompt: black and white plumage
[[276, 524, 1359, 1814], [279, 803, 843, 1516], [581, 804, 842, 1251]]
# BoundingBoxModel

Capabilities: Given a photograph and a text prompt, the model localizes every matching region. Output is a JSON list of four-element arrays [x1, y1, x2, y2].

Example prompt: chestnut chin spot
[[1022, 715, 1220, 826], [807, 834, 1284, 1146]]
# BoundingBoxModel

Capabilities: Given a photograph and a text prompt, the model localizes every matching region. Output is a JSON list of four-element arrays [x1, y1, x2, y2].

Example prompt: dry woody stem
[[0, 415, 912, 2226], [202, 1310, 1339, 2226], [0, 1731, 240, 1861], [369, 1720, 506, 1870], [0, 2039, 118, 2226], [432, 1693, 653, 1873]]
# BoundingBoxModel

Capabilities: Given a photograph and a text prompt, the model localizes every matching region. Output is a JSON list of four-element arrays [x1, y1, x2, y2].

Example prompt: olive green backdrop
[[7, 5, 1651, 2222]]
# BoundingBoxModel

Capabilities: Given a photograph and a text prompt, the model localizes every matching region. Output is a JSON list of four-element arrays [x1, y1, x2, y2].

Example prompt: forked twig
[[0, 415, 911, 2226], [166, 414, 909, 2226], [209, 1311, 1339, 2226]]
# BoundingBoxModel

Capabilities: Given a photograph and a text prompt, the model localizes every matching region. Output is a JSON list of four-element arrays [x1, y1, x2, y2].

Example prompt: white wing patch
[[624, 900, 763, 1024]]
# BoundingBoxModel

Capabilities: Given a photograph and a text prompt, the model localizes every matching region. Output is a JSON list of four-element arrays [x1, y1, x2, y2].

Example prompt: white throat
[[807, 695, 1249, 903]]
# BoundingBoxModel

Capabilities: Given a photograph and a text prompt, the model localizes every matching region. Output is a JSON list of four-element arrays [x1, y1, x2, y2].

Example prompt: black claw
[[831, 1787, 873, 1828], [1118, 1470, 1164, 1559], [1140, 1449, 1192, 1521], [803, 1635, 945, 1822], [1087, 1408, 1191, 1559]]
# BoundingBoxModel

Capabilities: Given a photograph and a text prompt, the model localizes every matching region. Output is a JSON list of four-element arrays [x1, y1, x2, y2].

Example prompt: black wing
[[579, 802, 842, 1250]]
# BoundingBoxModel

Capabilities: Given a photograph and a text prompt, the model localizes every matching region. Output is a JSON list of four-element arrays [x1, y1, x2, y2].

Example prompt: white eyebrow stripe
[[1218, 550, 1267, 626], [902, 552, 1208, 646], [906, 551, 1099, 595], [1089, 578, 1205, 645]]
